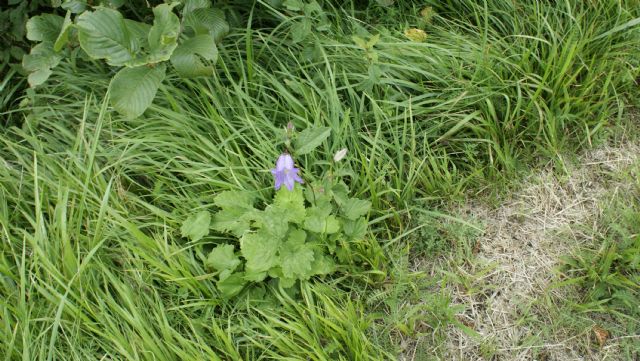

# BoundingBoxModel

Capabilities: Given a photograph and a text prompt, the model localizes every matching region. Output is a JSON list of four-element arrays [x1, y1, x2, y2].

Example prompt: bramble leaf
[[206, 244, 241, 272], [147, 3, 180, 63], [22, 43, 62, 87], [77, 8, 143, 66], [294, 127, 331, 155], [170, 34, 218, 77], [184, 7, 229, 43], [341, 198, 371, 220], [108, 64, 166, 118], [180, 210, 211, 241], [274, 187, 306, 224], [26, 14, 65, 43]]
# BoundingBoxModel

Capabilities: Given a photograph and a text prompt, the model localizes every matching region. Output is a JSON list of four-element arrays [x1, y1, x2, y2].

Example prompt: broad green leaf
[[170, 34, 218, 78], [109, 64, 166, 118], [304, 206, 340, 234], [211, 207, 254, 237], [217, 270, 246, 298], [61, 0, 86, 13], [214, 190, 255, 210], [147, 3, 180, 63], [26, 14, 65, 42], [180, 210, 211, 241], [295, 127, 331, 155], [22, 43, 62, 87], [183, 0, 211, 14], [206, 244, 241, 272], [283, 0, 304, 11], [256, 207, 290, 239], [331, 182, 349, 206], [53, 11, 73, 52], [241, 230, 280, 273], [28, 69, 53, 88], [341, 198, 371, 220], [309, 253, 336, 275], [273, 187, 306, 224], [291, 18, 312, 44], [280, 240, 315, 279], [342, 217, 367, 240], [101, 0, 125, 8], [184, 8, 229, 43], [77, 8, 145, 66]]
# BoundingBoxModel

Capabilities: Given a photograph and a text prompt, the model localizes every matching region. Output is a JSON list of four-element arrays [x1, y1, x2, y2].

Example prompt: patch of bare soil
[[439, 142, 640, 361]]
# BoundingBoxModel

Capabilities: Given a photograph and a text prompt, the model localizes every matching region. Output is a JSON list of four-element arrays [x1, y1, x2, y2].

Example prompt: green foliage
[[560, 192, 640, 318], [180, 210, 211, 241], [207, 181, 372, 297], [22, 0, 229, 117]]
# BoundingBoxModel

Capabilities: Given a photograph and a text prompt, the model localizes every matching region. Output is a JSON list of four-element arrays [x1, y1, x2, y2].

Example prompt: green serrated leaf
[[170, 34, 218, 78], [309, 253, 336, 275], [214, 190, 255, 210], [295, 127, 331, 155], [304, 206, 340, 234], [180, 210, 211, 241], [77, 8, 143, 66], [241, 230, 280, 273], [184, 8, 229, 43], [343, 217, 367, 240], [341, 198, 371, 220], [274, 187, 306, 224], [211, 207, 254, 237], [280, 240, 315, 279], [26, 14, 65, 43], [147, 3, 180, 63], [256, 207, 290, 239], [217, 270, 246, 298], [109, 64, 166, 118], [206, 244, 241, 272]]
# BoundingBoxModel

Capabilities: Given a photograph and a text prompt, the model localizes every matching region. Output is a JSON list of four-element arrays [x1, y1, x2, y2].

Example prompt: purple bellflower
[[271, 153, 303, 191]]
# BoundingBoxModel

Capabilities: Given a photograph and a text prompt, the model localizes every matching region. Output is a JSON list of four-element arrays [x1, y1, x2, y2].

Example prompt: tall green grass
[[1, 0, 639, 359]]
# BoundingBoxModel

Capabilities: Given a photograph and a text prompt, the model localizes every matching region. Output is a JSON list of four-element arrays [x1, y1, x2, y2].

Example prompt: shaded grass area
[[1, 0, 639, 359]]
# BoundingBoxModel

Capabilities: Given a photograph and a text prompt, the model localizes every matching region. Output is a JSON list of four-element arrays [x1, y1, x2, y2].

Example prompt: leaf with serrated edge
[[274, 187, 306, 224], [109, 64, 166, 118], [206, 244, 240, 272], [241, 230, 279, 273], [341, 198, 371, 220], [214, 190, 255, 210], [211, 207, 253, 237], [217, 270, 246, 298], [180, 210, 211, 241], [184, 8, 229, 43]]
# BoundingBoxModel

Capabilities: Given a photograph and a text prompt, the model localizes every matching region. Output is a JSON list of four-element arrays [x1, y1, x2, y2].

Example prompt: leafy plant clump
[[23, 0, 228, 118]]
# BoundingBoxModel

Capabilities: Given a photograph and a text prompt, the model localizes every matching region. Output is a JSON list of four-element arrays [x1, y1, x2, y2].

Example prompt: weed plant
[[1, 0, 639, 359]]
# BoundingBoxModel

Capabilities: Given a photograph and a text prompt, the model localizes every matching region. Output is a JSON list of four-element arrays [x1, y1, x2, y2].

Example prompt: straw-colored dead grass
[[438, 141, 640, 361]]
